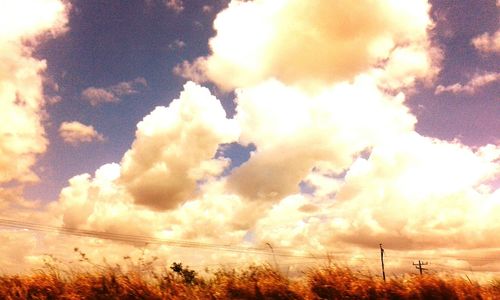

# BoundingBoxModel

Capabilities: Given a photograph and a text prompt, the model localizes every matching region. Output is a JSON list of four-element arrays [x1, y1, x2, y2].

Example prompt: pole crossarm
[[413, 260, 429, 275]]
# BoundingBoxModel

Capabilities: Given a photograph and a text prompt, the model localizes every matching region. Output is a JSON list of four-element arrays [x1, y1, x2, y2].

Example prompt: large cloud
[[54, 163, 252, 239], [331, 135, 499, 248], [254, 134, 500, 270], [0, 0, 68, 183], [175, 0, 438, 90], [120, 82, 239, 210], [48, 82, 243, 239], [228, 77, 415, 201], [57, 82, 239, 216]]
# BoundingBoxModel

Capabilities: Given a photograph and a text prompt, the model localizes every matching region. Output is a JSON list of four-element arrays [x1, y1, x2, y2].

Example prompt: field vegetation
[[0, 253, 498, 299]]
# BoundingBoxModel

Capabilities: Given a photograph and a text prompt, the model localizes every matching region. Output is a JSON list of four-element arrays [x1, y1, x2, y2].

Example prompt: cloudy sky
[[0, 0, 499, 276]]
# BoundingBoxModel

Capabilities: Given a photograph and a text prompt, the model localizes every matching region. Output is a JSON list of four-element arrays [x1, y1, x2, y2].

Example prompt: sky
[[0, 0, 499, 276]]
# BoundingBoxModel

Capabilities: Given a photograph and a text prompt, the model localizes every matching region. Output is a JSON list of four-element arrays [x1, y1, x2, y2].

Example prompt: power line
[[383, 253, 500, 263], [0, 218, 498, 269], [0, 218, 335, 260], [0, 218, 268, 253]]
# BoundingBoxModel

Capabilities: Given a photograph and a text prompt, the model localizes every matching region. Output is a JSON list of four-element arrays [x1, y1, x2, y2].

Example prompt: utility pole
[[413, 260, 428, 275], [379, 243, 386, 282]]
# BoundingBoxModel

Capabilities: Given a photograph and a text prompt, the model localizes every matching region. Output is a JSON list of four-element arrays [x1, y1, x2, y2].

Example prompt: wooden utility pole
[[379, 244, 386, 282], [413, 260, 428, 275]]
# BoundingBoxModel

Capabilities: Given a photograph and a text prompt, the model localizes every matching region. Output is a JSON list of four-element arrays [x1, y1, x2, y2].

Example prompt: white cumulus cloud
[[0, 0, 68, 183], [120, 81, 240, 210], [228, 76, 416, 201], [175, 0, 439, 90]]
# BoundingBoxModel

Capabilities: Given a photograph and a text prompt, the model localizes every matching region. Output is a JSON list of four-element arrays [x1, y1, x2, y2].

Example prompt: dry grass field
[[0, 258, 499, 299]]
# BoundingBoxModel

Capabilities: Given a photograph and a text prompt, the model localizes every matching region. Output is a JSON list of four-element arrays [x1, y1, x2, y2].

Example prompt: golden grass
[[0, 261, 498, 299]]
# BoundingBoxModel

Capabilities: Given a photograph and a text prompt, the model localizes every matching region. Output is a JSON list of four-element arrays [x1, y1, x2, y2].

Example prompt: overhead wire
[[0, 218, 334, 260], [0, 218, 498, 268]]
